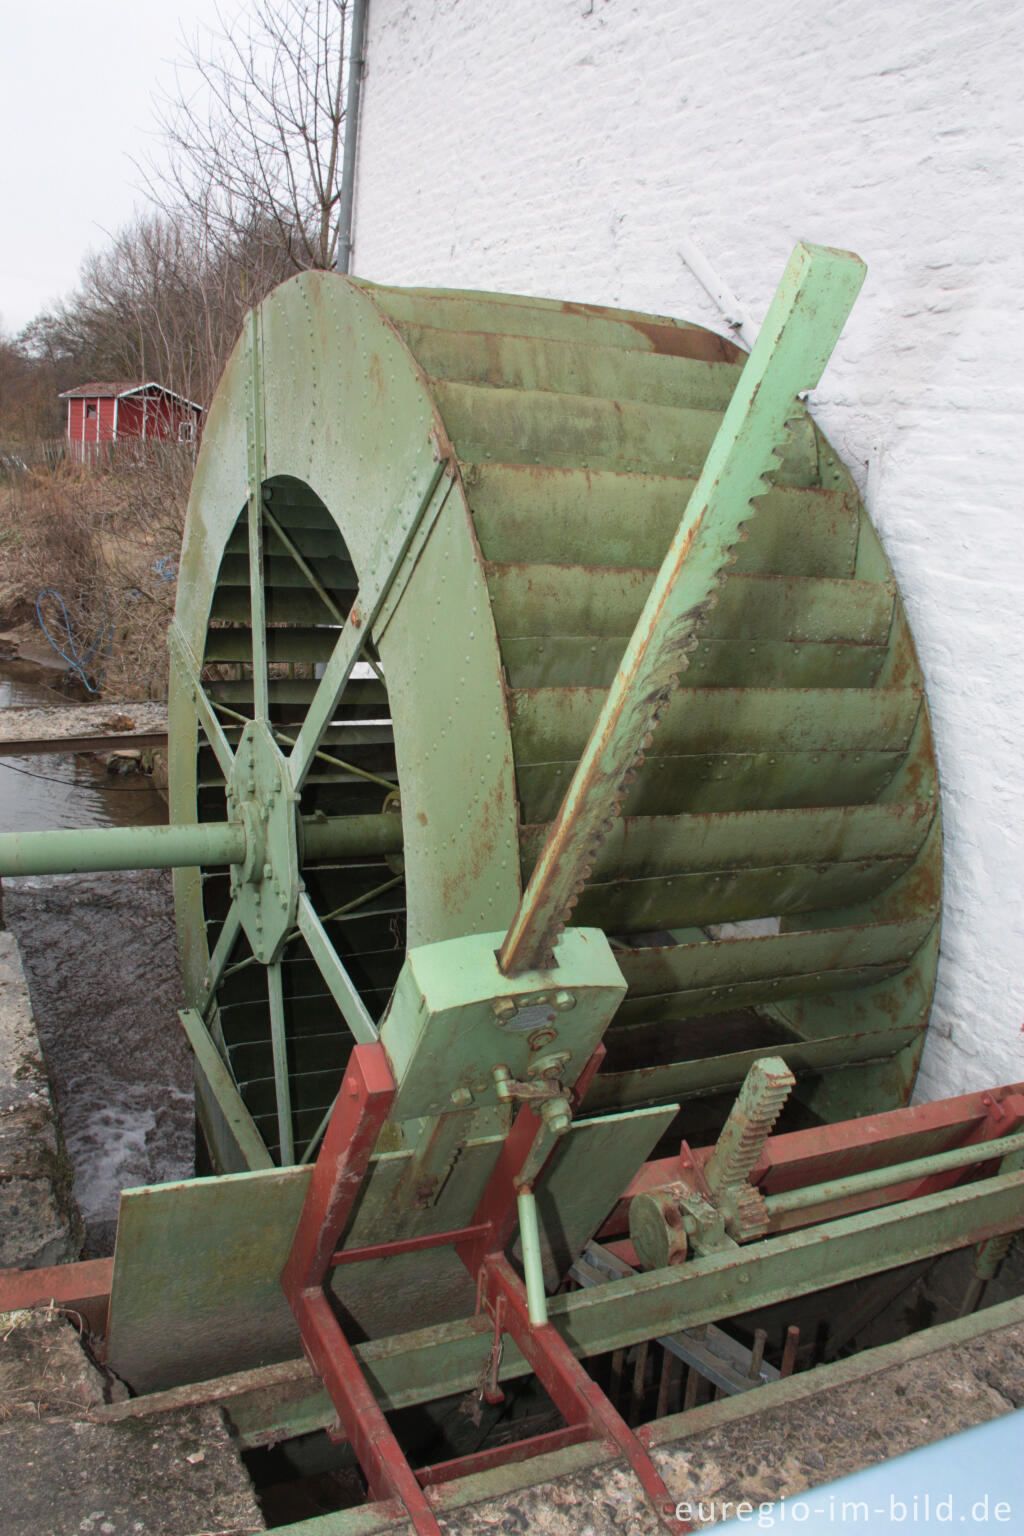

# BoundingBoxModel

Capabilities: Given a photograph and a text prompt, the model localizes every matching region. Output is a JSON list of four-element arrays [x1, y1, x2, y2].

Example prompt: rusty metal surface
[[497, 244, 867, 975]]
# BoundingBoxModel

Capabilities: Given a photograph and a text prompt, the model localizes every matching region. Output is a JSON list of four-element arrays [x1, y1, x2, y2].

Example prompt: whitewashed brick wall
[[352, 0, 1024, 1101]]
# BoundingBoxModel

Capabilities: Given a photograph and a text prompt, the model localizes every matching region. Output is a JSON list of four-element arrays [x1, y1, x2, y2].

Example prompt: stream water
[[0, 660, 193, 1255]]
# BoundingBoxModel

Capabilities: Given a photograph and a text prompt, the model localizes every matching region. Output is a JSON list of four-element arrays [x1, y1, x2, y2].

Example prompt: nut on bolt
[[450, 1086, 473, 1108], [527, 1027, 557, 1052], [492, 998, 517, 1022], [527, 1051, 571, 1080], [540, 1096, 572, 1136]]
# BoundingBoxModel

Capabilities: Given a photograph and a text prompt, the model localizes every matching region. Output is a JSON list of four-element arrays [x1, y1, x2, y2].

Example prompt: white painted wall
[[351, 0, 1024, 1101]]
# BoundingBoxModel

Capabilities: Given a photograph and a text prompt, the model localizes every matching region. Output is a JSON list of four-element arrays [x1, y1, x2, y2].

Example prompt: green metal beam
[[499, 242, 867, 974], [245, 305, 270, 722], [0, 821, 247, 878], [764, 1130, 1024, 1218], [556, 1168, 1024, 1357], [0, 812, 402, 879], [179, 1008, 273, 1170], [211, 1167, 1024, 1456]]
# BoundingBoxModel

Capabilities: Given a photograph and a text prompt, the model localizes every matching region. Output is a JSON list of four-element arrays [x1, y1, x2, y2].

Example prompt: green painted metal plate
[[105, 1100, 674, 1392]]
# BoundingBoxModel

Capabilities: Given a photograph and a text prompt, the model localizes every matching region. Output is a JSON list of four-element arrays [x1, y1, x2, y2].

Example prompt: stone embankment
[[0, 930, 82, 1270]]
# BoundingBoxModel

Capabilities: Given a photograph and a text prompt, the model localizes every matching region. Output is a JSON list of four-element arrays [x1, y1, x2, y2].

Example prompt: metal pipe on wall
[[336, 0, 369, 274]]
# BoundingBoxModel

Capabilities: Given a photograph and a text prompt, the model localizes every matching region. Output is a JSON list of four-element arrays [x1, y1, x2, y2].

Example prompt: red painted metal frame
[[479, 1253, 689, 1532], [415, 1423, 591, 1487], [280, 1042, 446, 1534], [600, 1081, 1024, 1240], [457, 1042, 606, 1276], [331, 1222, 491, 1267], [0, 1257, 112, 1337], [283, 1060, 1024, 1536], [280, 1042, 396, 1300], [281, 1037, 693, 1534]]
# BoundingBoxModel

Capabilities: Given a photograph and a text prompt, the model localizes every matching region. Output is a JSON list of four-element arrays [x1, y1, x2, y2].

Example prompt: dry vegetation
[[0, 445, 191, 701], [0, 1, 356, 704]]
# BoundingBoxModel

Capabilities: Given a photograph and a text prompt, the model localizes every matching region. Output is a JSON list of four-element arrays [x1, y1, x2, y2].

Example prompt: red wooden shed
[[60, 381, 204, 461]]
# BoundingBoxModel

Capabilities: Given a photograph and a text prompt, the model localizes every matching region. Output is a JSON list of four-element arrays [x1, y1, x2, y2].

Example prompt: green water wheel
[[170, 272, 941, 1171]]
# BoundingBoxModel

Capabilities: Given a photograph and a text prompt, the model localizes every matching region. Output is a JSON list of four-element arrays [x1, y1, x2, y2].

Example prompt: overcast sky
[[1, 0, 231, 336]]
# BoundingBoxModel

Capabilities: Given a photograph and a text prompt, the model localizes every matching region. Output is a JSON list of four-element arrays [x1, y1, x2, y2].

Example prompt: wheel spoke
[[168, 622, 235, 780], [296, 891, 378, 1044], [201, 900, 242, 1016], [298, 1094, 336, 1165], [286, 612, 366, 794], [288, 460, 451, 791], [245, 307, 270, 722], [263, 503, 348, 625], [267, 960, 295, 1165]]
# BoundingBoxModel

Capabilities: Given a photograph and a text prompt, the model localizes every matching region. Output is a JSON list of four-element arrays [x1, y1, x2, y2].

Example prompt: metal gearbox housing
[[380, 926, 626, 1122]]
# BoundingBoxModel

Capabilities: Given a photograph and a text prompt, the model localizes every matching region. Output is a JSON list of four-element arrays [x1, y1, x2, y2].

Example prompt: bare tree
[[20, 209, 295, 411], [151, 0, 350, 275]]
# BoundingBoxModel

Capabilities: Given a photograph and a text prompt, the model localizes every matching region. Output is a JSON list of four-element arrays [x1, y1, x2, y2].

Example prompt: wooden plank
[[227, 526, 345, 557], [208, 676, 387, 707], [574, 855, 916, 932], [202, 625, 342, 663], [609, 959, 912, 1023], [367, 283, 743, 359], [211, 586, 346, 625], [585, 1024, 925, 1111], [216, 553, 357, 590], [0, 702, 168, 757]]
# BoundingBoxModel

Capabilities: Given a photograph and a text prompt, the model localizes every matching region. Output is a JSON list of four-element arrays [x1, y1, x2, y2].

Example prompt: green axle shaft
[[0, 813, 403, 879], [763, 1129, 1024, 1218]]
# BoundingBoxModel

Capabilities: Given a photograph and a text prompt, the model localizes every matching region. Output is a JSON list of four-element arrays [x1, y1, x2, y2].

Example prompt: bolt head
[[553, 990, 576, 1012], [527, 1027, 557, 1052], [450, 1087, 473, 1108]]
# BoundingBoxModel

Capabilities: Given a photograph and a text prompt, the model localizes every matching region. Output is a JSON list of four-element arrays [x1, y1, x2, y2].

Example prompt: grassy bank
[[0, 446, 191, 702]]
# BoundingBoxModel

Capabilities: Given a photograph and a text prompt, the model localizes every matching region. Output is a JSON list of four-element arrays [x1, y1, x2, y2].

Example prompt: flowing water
[[0, 660, 193, 1255]]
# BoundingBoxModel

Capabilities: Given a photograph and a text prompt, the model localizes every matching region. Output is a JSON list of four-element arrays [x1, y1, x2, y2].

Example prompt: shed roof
[[59, 381, 204, 412]]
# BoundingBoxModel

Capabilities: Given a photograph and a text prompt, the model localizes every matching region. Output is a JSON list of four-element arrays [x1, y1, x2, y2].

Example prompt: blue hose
[[36, 590, 113, 694]]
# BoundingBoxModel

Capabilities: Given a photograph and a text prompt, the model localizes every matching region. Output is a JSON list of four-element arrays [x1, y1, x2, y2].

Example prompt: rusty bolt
[[528, 1051, 571, 1080], [552, 991, 576, 1012], [527, 1027, 557, 1052], [450, 1087, 473, 1108]]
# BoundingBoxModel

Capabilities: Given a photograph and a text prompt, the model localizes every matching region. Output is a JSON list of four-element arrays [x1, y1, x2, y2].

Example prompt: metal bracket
[[630, 1056, 795, 1265]]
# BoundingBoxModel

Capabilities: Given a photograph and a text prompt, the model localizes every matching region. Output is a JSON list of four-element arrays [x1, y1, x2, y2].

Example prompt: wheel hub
[[226, 719, 301, 964]]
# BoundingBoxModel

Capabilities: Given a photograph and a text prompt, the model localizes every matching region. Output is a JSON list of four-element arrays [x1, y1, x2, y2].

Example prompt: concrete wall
[[351, 0, 1024, 1101]]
